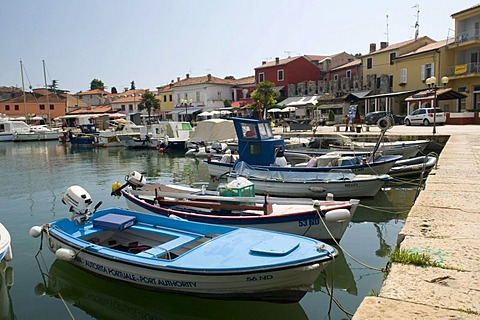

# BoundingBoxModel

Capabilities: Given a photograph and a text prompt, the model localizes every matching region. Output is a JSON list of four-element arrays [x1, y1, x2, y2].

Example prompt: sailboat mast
[[43, 60, 51, 124], [20, 60, 27, 119]]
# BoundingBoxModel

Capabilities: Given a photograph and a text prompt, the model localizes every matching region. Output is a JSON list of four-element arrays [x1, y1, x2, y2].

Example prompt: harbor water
[[0, 141, 419, 319]]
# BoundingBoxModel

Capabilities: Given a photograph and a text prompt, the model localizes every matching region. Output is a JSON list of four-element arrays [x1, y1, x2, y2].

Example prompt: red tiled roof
[[255, 56, 302, 69], [398, 39, 455, 58], [76, 89, 111, 96], [67, 106, 113, 114], [231, 98, 254, 108], [363, 36, 434, 56]]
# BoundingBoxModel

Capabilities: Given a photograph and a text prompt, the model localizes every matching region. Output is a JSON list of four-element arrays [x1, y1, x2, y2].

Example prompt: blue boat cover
[[93, 214, 137, 231]]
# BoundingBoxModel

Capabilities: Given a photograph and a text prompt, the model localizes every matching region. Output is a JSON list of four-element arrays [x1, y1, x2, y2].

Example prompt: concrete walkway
[[351, 125, 480, 319]]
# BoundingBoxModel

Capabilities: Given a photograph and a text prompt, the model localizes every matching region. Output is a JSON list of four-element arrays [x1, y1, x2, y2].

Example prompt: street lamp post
[[181, 99, 192, 122], [426, 76, 449, 135]]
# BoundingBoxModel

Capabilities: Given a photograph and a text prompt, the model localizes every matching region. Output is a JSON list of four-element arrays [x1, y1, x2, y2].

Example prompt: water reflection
[[36, 260, 308, 320], [314, 247, 357, 296], [0, 262, 15, 320]]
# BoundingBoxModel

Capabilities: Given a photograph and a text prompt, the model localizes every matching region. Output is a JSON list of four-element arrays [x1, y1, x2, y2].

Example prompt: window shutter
[[420, 65, 426, 81]]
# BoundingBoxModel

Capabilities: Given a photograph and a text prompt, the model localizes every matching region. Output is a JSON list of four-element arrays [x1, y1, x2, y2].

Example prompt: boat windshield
[[258, 122, 273, 139]]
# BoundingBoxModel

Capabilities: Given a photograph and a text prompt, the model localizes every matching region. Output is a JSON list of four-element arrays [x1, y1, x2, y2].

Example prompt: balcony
[[455, 29, 480, 44], [445, 62, 480, 78]]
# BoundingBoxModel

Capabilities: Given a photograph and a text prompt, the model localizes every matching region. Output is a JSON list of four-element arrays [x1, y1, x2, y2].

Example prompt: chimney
[[262, 61, 266, 65], [177, 77, 180, 82], [380, 42, 388, 49], [275, 57, 280, 64], [207, 74, 211, 81], [186, 73, 190, 79], [369, 43, 376, 53]]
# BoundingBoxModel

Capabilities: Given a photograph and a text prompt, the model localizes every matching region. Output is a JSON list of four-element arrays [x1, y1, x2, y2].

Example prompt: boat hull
[[122, 189, 359, 242], [227, 174, 388, 198], [41, 208, 336, 303]]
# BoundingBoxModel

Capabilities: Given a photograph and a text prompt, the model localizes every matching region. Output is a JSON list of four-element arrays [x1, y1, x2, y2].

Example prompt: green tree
[[251, 81, 279, 119], [138, 90, 160, 124], [224, 76, 235, 80], [90, 79, 105, 90], [111, 87, 118, 94], [130, 80, 136, 90]]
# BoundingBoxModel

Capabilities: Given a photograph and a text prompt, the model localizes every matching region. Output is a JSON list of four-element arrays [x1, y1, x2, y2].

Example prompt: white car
[[404, 108, 446, 126]]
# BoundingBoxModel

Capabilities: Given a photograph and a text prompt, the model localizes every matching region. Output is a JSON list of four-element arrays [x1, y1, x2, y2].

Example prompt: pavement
[[275, 123, 480, 319]]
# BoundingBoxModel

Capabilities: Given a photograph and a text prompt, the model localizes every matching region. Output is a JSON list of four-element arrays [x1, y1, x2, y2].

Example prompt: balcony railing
[[445, 62, 480, 77], [456, 29, 480, 43]]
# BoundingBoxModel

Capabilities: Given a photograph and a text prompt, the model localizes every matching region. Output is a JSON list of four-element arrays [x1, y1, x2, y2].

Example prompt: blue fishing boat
[[31, 185, 337, 303], [206, 117, 401, 177]]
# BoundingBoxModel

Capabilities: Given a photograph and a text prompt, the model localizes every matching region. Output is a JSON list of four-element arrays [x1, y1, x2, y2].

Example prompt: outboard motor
[[62, 185, 101, 223], [111, 171, 146, 197]]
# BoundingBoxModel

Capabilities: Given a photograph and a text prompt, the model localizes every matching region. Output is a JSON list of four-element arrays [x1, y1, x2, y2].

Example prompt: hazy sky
[[1, 0, 473, 93]]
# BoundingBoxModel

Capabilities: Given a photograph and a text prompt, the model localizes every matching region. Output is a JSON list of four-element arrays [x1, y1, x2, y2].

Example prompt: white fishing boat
[[30, 185, 337, 303], [0, 119, 32, 142], [229, 161, 390, 199], [111, 171, 360, 242], [13, 124, 63, 141], [121, 121, 193, 149], [185, 119, 236, 157], [0, 223, 13, 263]]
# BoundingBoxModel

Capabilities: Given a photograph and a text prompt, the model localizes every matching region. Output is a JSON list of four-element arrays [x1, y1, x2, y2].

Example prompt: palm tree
[[251, 81, 279, 119], [138, 90, 161, 124]]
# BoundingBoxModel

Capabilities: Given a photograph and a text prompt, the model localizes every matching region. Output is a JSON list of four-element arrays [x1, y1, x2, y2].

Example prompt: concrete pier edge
[[351, 128, 480, 319]]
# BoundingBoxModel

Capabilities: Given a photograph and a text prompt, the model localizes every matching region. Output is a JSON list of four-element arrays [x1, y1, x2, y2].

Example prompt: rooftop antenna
[[284, 51, 292, 58], [412, 4, 420, 39], [385, 15, 389, 43]]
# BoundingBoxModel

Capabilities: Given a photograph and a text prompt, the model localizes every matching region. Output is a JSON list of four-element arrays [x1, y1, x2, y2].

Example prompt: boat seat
[[136, 234, 200, 258]]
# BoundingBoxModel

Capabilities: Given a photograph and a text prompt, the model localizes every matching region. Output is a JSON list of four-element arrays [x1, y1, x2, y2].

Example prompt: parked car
[[404, 108, 446, 126], [363, 111, 405, 125]]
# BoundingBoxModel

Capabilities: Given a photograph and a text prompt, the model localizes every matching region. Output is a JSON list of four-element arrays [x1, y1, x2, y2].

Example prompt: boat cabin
[[227, 117, 285, 166]]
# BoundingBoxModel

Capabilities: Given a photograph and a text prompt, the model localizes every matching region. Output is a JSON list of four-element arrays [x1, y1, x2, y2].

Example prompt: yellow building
[[157, 83, 175, 118], [445, 4, 480, 111], [361, 37, 436, 115]]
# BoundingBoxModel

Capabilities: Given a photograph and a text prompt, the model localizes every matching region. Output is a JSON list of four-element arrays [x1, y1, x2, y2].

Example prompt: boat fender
[[29, 226, 43, 238], [55, 248, 76, 261], [309, 186, 326, 193], [5, 267, 14, 287], [324, 209, 351, 222]]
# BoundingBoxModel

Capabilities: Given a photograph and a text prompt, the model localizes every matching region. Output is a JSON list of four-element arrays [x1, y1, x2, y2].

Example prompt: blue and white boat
[[31, 185, 337, 303], [0, 223, 13, 263], [205, 117, 401, 178]]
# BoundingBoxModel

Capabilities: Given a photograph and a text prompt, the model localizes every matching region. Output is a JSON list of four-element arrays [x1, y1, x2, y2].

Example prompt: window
[[258, 72, 265, 82], [163, 96, 167, 102], [334, 74, 338, 81], [49, 104, 54, 110], [421, 63, 434, 81], [196, 91, 200, 102], [40, 104, 45, 110], [177, 94, 180, 103], [121, 105, 125, 111], [367, 58, 372, 69], [129, 104, 133, 111], [346, 70, 351, 79], [217, 91, 222, 99], [14, 105, 19, 111], [169, 95, 172, 102], [5, 105, 9, 111], [277, 70, 284, 81], [400, 68, 407, 84], [389, 52, 396, 65]]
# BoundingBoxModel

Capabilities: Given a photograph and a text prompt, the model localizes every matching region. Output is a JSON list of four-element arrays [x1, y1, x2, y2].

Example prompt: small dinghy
[[31, 185, 337, 303]]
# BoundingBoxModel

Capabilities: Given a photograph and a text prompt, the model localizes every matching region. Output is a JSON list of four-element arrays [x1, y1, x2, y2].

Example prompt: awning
[[346, 90, 371, 99], [168, 107, 202, 115], [364, 89, 421, 99], [405, 88, 467, 101], [277, 95, 319, 106], [274, 86, 285, 92]]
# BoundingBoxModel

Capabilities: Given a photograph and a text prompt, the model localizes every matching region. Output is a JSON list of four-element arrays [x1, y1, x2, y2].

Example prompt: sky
[[1, 0, 475, 93]]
